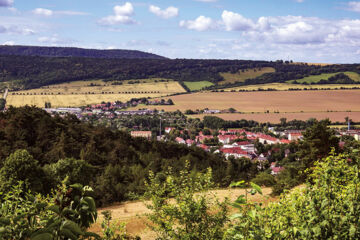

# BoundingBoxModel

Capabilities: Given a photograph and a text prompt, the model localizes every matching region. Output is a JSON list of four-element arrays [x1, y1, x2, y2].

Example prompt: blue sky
[[0, 0, 360, 63]]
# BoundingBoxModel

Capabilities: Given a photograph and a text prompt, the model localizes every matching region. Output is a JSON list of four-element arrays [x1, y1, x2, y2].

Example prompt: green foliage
[[251, 172, 276, 187], [144, 161, 229, 240], [0, 98, 5, 110], [0, 149, 44, 193], [101, 210, 139, 240], [226, 151, 360, 239], [44, 158, 96, 186], [0, 181, 100, 240]]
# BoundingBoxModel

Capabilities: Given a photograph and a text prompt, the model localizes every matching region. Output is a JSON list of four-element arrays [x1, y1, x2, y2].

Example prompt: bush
[[251, 172, 275, 187], [226, 151, 360, 239], [144, 161, 229, 240]]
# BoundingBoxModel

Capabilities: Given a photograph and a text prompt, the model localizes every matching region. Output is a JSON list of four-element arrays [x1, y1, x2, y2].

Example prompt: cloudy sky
[[0, 0, 360, 63]]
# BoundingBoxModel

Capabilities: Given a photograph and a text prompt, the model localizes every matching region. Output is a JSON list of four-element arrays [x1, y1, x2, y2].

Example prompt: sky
[[0, 0, 360, 63]]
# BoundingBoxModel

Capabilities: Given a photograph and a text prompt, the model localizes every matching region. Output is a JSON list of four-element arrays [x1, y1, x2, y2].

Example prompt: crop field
[[188, 112, 360, 124], [224, 83, 360, 91], [139, 90, 360, 113], [219, 67, 275, 84], [6, 79, 186, 107], [287, 72, 360, 84], [184, 81, 214, 91]]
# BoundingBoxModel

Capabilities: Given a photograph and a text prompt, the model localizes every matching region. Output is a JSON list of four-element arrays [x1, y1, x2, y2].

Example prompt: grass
[[219, 67, 275, 85], [6, 79, 186, 108], [225, 83, 360, 91], [287, 72, 360, 84], [183, 81, 214, 91]]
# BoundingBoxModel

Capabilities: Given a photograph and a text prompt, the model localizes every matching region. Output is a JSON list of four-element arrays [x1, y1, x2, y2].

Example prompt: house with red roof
[[218, 135, 240, 144], [288, 132, 303, 141], [257, 134, 279, 145], [186, 139, 195, 146], [270, 162, 285, 175], [165, 127, 175, 133], [175, 137, 186, 144], [220, 147, 251, 159], [197, 144, 210, 152]]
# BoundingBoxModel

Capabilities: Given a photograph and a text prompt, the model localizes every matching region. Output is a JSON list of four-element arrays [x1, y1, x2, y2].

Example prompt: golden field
[[6, 80, 186, 107], [189, 112, 360, 124], [138, 90, 360, 113]]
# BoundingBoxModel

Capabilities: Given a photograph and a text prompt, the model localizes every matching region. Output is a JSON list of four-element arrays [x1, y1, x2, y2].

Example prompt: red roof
[[235, 141, 251, 146], [280, 139, 291, 144], [218, 135, 239, 141], [198, 144, 210, 150], [221, 147, 249, 155], [175, 137, 185, 143]]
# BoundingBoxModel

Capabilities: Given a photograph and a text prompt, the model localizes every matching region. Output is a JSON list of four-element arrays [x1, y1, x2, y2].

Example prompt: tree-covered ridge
[[1, 54, 359, 90], [0, 106, 256, 206], [0, 45, 166, 60]]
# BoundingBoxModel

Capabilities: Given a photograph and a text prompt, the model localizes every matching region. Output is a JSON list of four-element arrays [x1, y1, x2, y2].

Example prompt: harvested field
[[136, 90, 360, 113], [6, 80, 186, 107], [219, 67, 275, 84], [188, 112, 360, 123], [89, 187, 275, 239], [225, 83, 360, 91]]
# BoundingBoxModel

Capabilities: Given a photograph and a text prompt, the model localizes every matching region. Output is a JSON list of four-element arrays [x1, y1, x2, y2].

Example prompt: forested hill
[[0, 53, 359, 90], [0, 106, 251, 206], [0, 45, 165, 59]]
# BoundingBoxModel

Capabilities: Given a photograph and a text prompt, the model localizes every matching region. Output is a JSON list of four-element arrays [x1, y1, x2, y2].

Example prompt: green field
[[219, 67, 275, 84], [184, 81, 214, 91], [287, 72, 360, 84]]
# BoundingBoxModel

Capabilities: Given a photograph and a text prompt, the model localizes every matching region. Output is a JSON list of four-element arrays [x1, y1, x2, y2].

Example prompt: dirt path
[[90, 187, 276, 239], [3, 88, 8, 100]]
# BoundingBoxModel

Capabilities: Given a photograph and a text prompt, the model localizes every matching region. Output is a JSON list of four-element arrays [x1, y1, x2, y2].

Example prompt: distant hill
[[0, 45, 166, 59]]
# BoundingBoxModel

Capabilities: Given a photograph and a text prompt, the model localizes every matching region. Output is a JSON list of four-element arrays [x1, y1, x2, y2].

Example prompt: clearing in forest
[[219, 67, 275, 84]]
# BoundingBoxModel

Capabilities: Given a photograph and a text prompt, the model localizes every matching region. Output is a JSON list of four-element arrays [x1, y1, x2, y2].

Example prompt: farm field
[[6, 80, 186, 107], [184, 81, 214, 91], [136, 90, 360, 113], [188, 112, 360, 123], [224, 83, 360, 91], [89, 187, 275, 239], [219, 67, 275, 84], [287, 72, 360, 84]]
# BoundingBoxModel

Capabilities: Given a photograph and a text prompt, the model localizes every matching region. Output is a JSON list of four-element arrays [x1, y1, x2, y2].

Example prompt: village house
[[218, 135, 240, 144], [218, 147, 251, 159], [233, 141, 255, 152], [257, 134, 279, 145], [270, 162, 285, 175], [186, 139, 195, 146], [130, 131, 152, 140], [165, 127, 175, 134], [288, 132, 303, 141], [175, 137, 186, 144]]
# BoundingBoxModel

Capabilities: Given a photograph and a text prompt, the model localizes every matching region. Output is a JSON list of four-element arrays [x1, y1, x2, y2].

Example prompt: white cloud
[[348, 2, 360, 12], [295, 0, 304, 3], [32, 8, 88, 17], [98, 2, 136, 25], [221, 10, 254, 31], [33, 8, 53, 16], [2, 41, 15, 45], [149, 5, 178, 19], [0, 0, 13, 7], [180, 16, 216, 31]]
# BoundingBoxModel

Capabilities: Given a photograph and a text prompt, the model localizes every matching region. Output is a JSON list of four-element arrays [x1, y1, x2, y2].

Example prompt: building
[[131, 131, 152, 139], [270, 162, 285, 175], [165, 127, 175, 134], [175, 137, 186, 144], [220, 147, 251, 159], [287, 132, 303, 141], [257, 134, 279, 145]]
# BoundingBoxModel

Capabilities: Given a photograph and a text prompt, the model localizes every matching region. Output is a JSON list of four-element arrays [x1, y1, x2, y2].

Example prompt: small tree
[[144, 161, 229, 240]]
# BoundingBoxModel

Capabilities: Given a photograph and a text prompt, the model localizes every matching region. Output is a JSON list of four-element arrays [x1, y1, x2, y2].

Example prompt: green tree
[[144, 161, 229, 240], [0, 98, 5, 110], [0, 149, 44, 193]]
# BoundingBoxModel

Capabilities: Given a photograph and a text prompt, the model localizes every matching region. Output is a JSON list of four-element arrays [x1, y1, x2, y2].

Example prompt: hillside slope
[[0, 45, 166, 59]]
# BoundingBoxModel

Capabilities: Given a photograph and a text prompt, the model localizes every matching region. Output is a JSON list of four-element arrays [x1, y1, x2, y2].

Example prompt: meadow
[[219, 67, 275, 84], [224, 83, 360, 91], [183, 81, 214, 91], [6, 79, 186, 107], [287, 71, 360, 84]]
